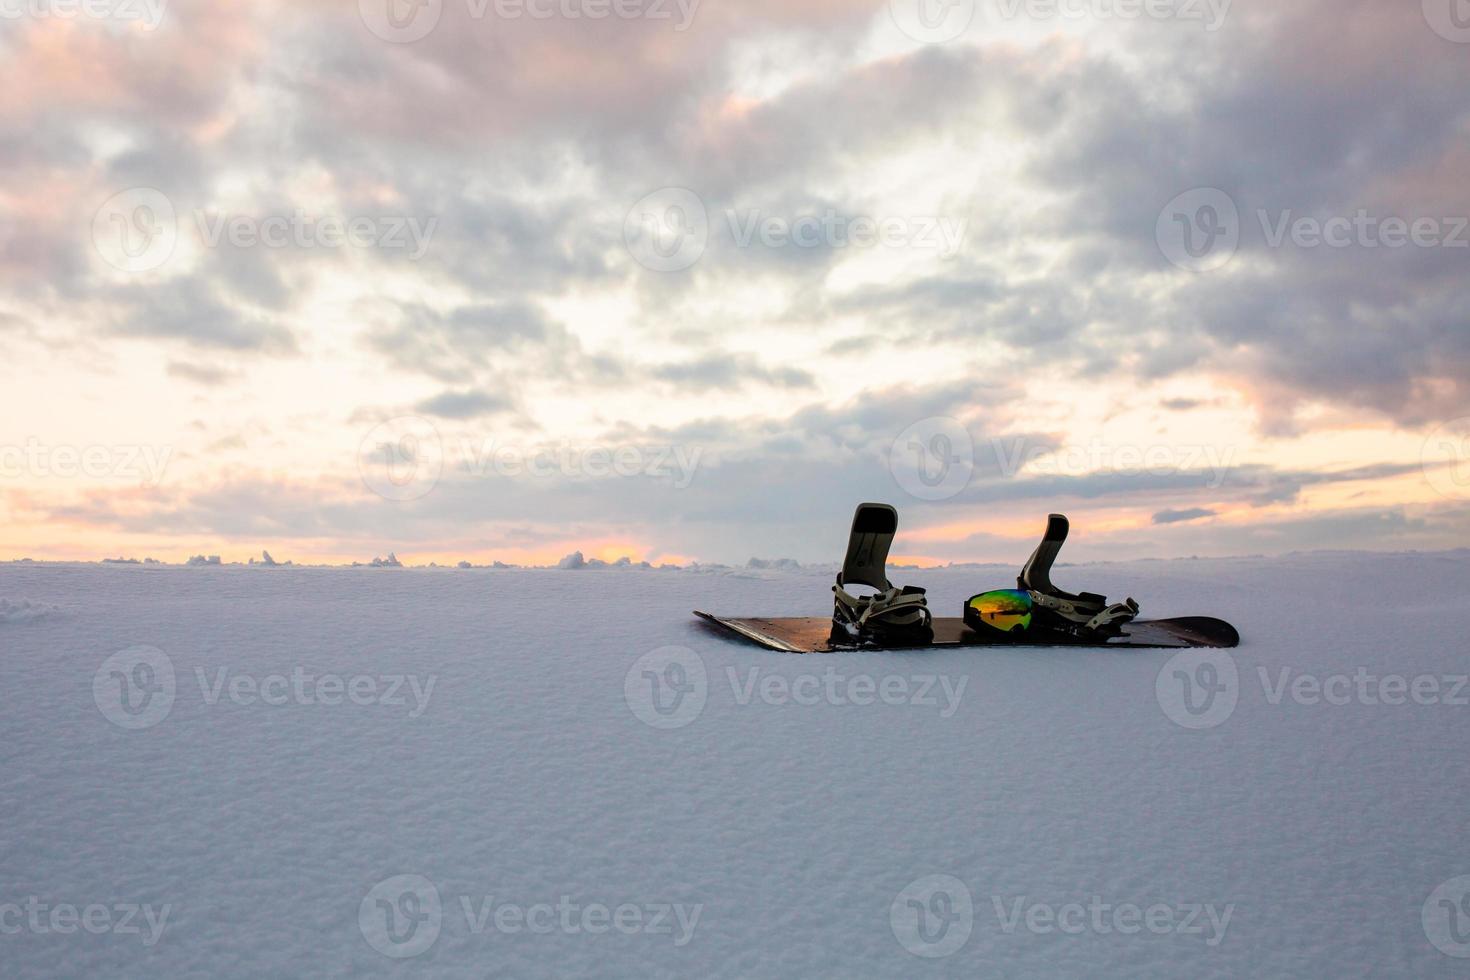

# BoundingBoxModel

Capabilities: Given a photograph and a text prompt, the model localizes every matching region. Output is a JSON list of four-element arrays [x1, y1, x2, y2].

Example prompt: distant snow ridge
[[747, 557, 803, 570], [186, 555, 223, 566], [249, 551, 291, 567], [556, 552, 651, 569], [357, 553, 403, 568], [0, 598, 59, 624]]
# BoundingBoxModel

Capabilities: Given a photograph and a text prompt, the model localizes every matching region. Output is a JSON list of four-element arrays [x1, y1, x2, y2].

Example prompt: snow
[[2, 551, 1469, 977], [0, 597, 58, 624]]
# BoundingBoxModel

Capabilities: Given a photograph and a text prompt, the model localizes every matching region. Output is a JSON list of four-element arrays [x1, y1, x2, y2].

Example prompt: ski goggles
[[964, 589, 1033, 634]]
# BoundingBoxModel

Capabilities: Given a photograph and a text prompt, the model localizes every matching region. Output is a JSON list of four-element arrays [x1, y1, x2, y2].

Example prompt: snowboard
[[693, 611, 1240, 653]]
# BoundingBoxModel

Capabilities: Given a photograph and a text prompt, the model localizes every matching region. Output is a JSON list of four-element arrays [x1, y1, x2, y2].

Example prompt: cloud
[[111, 277, 296, 353], [1005, 0, 1470, 426], [4, 0, 1470, 563], [166, 360, 239, 385], [364, 300, 587, 384], [415, 389, 515, 420], [1153, 507, 1217, 525], [650, 353, 815, 391]]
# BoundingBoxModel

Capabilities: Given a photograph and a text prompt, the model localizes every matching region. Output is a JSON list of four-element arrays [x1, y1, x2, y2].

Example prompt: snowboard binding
[[830, 503, 933, 646], [965, 514, 1139, 643]]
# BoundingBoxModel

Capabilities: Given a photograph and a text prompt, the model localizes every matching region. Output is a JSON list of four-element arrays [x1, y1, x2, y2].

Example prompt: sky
[[1, 0, 1468, 567]]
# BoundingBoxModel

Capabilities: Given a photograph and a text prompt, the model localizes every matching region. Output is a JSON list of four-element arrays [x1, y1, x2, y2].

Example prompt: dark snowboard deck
[[693, 612, 1239, 653]]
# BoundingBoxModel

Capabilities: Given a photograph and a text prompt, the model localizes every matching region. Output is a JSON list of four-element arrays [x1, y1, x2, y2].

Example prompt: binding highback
[[1018, 514, 1071, 598], [839, 502, 898, 592], [831, 503, 932, 642], [1018, 513, 1138, 632]]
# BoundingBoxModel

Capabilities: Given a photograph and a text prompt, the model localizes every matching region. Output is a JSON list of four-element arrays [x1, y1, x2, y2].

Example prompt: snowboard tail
[[693, 612, 1239, 653]]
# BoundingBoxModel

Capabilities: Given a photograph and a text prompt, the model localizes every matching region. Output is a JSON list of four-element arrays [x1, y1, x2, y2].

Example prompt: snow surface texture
[[2, 552, 1469, 978], [0, 597, 58, 624]]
